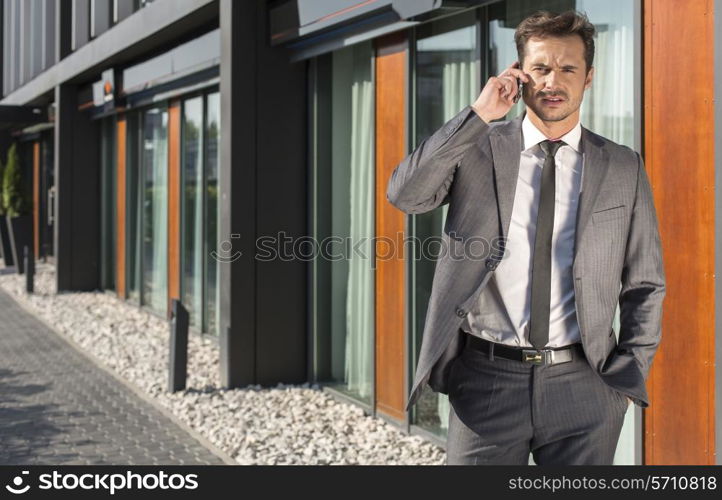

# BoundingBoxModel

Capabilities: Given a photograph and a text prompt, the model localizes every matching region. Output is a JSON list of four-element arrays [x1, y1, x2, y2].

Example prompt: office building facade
[[0, 0, 719, 464]]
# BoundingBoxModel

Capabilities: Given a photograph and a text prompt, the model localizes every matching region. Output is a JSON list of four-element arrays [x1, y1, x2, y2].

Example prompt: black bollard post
[[168, 299, 189, 392], [24, 246, 34, 294]]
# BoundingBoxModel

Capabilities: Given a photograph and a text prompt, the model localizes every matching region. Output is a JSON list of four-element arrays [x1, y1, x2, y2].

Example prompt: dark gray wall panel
[[253, 2, 307, 385], [219, 0, 307, 388], [91, 0, 111, 38], [114, 0, 136, 22], [12, 0, 19, 91], [219, 0, 256, 387], [1, 0, 6, 96], [31, 0, 43, 77], [2, 0, 216, 105], [122, 28, 218, 94], [20, 0, 30, 84], [43, 0, 57, 70], [54, 83, 100, 291], [56, 0, 72, 63], [72, 0, 89, 50]]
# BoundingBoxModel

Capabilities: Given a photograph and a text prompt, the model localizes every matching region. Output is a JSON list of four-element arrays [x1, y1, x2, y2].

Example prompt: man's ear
[[584, 66, 595, 90]]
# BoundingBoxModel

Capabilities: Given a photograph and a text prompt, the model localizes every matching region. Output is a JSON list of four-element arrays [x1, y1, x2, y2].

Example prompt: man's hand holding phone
[[472, 61, 530, 124]]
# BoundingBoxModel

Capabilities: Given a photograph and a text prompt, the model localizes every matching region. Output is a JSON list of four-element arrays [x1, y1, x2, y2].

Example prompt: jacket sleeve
[[386, 105, 490, 215], [617, 151, 666, 384]]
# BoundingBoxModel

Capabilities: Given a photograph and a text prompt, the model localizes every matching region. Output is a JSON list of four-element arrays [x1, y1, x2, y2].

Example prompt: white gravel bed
[[0, 262, 445, 465]]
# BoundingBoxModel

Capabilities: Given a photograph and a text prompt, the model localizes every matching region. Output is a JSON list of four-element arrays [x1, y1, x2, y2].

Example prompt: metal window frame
[[630, 0, 643, 466], [99, 114, 118, 291]]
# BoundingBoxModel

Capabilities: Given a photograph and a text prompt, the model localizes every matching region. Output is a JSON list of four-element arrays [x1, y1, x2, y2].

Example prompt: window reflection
[[205, 92, 220, 336], [181, 92, 220, 335], [182, 97, 204, 330], [141, 107, 169, 315]]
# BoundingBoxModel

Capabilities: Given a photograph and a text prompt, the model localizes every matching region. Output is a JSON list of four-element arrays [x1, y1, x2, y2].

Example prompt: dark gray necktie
[[529, 139, 565, 349]]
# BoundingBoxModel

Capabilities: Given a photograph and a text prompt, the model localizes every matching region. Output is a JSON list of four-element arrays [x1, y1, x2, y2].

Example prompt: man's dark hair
[[514, 10, 596, 73]]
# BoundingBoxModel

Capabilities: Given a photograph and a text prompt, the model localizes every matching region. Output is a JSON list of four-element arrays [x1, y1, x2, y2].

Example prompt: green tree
[[2, 143, 29, 217]]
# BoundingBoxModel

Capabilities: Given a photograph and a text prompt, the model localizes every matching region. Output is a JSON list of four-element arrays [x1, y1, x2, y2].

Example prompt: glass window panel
[[141, 107, 168, 314], [181, 96, 204, 329], [100, 116, 116, 290], [41, 131, 54, 258], [313, 41, 375, 405], [205, 91, 220, 335], [576, 0, 635, 146], [411, 9, 479, 438], [126, 112, 141, 302]]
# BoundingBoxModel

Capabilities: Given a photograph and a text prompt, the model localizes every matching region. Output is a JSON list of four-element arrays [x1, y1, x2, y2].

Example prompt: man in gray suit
[[386, 10, 665, 465]]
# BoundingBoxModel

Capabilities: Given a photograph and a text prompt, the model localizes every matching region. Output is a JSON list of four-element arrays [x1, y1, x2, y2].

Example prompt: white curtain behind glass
[[183, 98, 204, 328], [344, 42, 375, 399], [206, 92, 221, 335], [149, 110, 169, 314], [579, 23, 633, 145]]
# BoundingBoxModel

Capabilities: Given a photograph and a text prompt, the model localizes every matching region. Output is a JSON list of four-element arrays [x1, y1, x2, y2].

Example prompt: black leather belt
[[463, 331, 585, 365]]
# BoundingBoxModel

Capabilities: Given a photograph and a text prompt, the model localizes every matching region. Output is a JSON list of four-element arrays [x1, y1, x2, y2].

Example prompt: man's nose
[[544, 70, 559, 89]]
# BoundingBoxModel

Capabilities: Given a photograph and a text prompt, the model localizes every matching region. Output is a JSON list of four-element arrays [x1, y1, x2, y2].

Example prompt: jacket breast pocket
[[592, 205, 626, 224]]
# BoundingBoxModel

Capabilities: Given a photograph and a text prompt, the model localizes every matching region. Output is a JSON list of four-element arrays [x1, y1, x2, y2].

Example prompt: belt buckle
[[522, 349, 554, 365]]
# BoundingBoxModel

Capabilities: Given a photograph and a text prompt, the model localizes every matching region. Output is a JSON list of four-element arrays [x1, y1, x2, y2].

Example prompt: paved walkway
[[0, 287, 225, 465]]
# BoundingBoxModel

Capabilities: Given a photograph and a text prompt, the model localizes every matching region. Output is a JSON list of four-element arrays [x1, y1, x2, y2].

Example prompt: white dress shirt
[[463, 112, 584, 348]]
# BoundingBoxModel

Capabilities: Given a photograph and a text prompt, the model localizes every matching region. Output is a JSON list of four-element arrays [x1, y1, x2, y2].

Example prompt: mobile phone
[[513, 76, 523, 104]]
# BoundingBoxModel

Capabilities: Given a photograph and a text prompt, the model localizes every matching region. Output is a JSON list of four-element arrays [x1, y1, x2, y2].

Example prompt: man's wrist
[[471, 105, 490, 124]]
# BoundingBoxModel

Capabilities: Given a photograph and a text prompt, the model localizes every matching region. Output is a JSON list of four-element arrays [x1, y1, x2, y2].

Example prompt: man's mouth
[[541, 96, 565, 106]]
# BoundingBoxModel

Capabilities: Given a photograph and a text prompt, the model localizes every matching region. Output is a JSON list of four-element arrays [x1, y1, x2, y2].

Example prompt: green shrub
[[2, 143, 29, 217], [0, 154, 5, 216]]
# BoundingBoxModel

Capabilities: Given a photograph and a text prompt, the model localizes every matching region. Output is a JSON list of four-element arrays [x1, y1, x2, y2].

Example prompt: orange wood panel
[[167, 100, 181, 318], [643, 0, 715, 464], [116, 115, 127, 298], [374, 31, 408, 422], [32, 142, 40, 258]]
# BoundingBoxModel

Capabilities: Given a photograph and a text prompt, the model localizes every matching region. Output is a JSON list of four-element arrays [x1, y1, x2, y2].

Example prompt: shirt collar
[[521, 111, 582, 153]]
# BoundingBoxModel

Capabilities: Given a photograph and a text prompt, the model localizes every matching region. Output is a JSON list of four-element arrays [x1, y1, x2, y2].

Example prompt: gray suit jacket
[[386, 106, 666, 411]]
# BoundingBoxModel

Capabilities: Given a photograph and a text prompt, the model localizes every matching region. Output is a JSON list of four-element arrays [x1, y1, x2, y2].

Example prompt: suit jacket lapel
[[573, 127, 610, 268], [489, 114, 524, 244], [488, 114, 611, 269]]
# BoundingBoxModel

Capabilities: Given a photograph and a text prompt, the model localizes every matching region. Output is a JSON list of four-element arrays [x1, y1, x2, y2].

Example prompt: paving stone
[[0, 288, 224, 465]]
